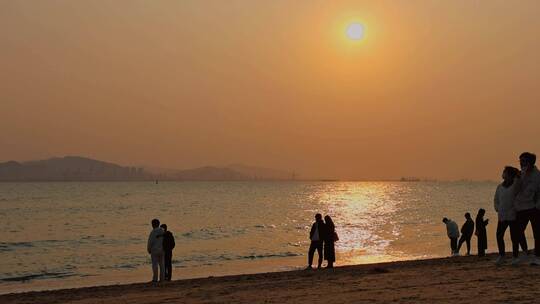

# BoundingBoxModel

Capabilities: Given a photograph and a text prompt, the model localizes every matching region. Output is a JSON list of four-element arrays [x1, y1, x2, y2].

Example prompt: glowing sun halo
[[346, 23, 364, 40]]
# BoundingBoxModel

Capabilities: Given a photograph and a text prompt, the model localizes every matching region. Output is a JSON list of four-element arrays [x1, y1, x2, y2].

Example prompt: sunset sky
[[1, 0, 540, 180]]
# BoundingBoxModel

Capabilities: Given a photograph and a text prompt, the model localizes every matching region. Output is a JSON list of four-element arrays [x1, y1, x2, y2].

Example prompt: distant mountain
[[226, 164, 294, 180], [153, 164, 295, 181], [0, 157, 296, 182], [0, 156, 148, 181]]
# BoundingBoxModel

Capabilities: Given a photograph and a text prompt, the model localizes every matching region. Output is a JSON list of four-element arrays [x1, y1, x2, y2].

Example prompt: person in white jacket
[[443, 217, 460, 256], [494, 166, 524, 265], [147, 218, 165, 283]]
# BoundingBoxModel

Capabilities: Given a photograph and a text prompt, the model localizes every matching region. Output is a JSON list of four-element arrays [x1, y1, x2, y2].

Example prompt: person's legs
[[325, 242, 335, 268], [150, 253, 159, 282], [457, 236, 464, 252], [478, 235, 486, 257], [530, 209, 540, 257], [516, 210, 530, 254], [509, 220, 520, 258], [316, 242, 323, 268], [307, 242, 316, 267], [164, 250, 172, 280], [450, 238, 457, 254], [157, 251, 165, 282], [465, 237, 471, 255], [496, 221, 509, 256]]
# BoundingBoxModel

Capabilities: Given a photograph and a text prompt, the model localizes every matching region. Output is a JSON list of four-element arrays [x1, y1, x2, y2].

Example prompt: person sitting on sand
[[475, 209, 489, 257], [324, 215, 337, 268], [147, 219, 165, 283], [159, 224, 176, 281], [442, 217, 460, 256], [307, 213, 327, 269], [457, 213, 474, 255], [494, 166, 522, 265], [514, 152, 540, 265]]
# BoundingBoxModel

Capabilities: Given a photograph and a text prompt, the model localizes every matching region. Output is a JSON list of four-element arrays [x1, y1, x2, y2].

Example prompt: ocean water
[[0, 181, 523, 294]]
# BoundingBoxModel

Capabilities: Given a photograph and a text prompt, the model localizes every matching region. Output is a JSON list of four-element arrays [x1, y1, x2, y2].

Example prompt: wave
[[0, 242, 34, 252], [0, 271, 77, 282], [238, 252, 301, 260], [253, 224, 277, 229], [176, 251, 301, 264], [99, 262, 141, 270], [181, 227, 247, 240], [0, 236, 142, 252]]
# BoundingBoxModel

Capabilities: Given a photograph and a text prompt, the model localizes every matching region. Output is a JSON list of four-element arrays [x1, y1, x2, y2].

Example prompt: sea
[[0, 181, 525, 294]]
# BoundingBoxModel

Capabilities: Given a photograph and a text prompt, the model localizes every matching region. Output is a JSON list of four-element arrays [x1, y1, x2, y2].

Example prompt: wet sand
[[3, 253, 540, 304]]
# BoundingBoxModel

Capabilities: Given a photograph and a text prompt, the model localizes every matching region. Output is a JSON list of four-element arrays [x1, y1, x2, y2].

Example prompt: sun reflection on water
[[310, 182, 414, 264]]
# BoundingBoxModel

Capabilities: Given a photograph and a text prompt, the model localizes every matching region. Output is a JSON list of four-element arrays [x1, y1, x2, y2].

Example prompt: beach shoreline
[[3, 253, 540, 304]]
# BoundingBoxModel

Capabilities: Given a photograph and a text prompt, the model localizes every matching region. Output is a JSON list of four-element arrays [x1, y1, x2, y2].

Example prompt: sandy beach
[[3, 253, 540, 304]]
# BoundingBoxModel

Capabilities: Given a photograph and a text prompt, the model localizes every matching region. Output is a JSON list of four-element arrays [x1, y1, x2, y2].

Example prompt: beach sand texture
[[3, 253, 540, 304]]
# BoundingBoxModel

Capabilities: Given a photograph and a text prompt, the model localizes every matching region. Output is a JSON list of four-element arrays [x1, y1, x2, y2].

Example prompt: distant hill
[[226, 164, 294, 180], [153, 164, 295, 181], [0, 156, 148, 181], [0, 156, 296, 182]]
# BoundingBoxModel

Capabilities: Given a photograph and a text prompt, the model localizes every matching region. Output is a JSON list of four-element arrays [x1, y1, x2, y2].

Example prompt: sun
[[346, 23, 365, 41]]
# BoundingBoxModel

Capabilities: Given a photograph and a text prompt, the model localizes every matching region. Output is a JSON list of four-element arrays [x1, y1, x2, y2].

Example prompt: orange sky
[[1, 0, 540, 180]]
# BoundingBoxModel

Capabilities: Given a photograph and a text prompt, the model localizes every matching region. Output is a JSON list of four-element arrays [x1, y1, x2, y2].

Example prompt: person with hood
[[457, 212, 475, 256], [307, 213, 326, 269], [147, 218, 165, 283], [443, 217, 460, 256], [494, 166, 523, 265], [475, 209, 489, 257], [514, 152, 540, 265]]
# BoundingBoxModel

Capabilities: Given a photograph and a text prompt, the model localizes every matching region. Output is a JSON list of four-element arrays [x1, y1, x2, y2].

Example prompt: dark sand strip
[[3, 253, 540, 304]]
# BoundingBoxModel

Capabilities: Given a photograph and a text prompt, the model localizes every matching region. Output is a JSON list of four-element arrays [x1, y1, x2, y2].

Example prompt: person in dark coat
[[160, 224, 175, 281], [475, 209, 489, 257], [324, 215, 336, 268], [457, 212, 475, 255], [307, 213, 326, 269]]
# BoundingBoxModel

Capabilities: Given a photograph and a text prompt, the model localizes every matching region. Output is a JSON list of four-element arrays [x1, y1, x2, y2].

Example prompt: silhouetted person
[[324, 215, 336, 268], [514, 152, 540, 265], [147, 218, 165, 283], [443, 217, 460, 256], [457, 213, 474, 255], [307, 213, 326, 269], [494, 166, 523, 265], [475, 209, 489, 257], [160, 224, 175, 281]]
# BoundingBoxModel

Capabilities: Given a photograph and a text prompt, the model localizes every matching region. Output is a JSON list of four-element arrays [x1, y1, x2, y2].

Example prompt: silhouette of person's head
[[477, 208, 485, 217], [520, 152, 536, 171], [503, 166, 520, 182], [151, 218, 160, 228], [324, 215, 334, 226], [315, 213, 322, 221], [464, 212, 471, 220], [442, 217, 449, 223], [160, 224, 167, 231]]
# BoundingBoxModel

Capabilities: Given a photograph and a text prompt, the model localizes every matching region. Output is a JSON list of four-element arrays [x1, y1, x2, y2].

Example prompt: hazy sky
[[1, 0, 540, 180]]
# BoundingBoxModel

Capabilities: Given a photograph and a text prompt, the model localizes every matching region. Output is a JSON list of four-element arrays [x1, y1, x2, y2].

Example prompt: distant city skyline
[[2, 1, 540, 180]]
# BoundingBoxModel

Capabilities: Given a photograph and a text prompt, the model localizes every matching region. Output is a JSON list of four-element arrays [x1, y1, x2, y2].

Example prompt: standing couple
[[307, 213, 338, 269], [493, 152, 540, 265], [147, 218, 176, 283]]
